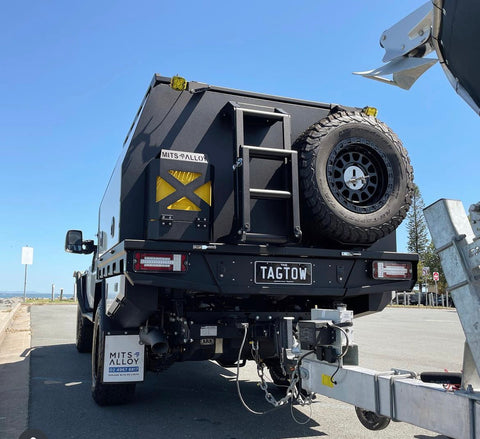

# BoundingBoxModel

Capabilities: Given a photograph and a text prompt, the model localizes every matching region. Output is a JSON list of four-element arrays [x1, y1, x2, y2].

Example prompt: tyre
[[294, 111, 413, 245], [264, 360, 290, 387], [76, 305, 93, 353], [91, 302, 136, 405], [355, 406, 391, 431]]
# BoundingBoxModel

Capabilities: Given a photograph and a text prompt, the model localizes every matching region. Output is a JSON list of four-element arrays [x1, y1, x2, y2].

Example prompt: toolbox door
[[146, 150, 213, 241]]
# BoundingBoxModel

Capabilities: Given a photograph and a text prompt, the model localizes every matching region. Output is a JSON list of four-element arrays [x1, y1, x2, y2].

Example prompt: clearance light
[[170, 75, 187, 91], [362, 106, 378, 117], [372, 261, 412, 280], [134, 252, 187, 272]]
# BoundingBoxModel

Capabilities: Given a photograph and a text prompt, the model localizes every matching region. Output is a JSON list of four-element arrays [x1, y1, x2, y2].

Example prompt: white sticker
[[200, 326, 217, 337], [103, 335, 145, 383], [160, 149, 208, 163]]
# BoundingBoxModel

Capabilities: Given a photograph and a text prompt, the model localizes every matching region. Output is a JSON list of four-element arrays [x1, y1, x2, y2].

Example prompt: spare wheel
[[294, 111, 413, 245]]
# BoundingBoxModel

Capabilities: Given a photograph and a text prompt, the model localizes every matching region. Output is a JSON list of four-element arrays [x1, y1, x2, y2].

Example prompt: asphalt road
[[28, 305, 463, 439]]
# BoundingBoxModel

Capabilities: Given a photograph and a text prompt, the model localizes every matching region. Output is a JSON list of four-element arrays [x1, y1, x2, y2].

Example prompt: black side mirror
[[65, 230, 95, 254]]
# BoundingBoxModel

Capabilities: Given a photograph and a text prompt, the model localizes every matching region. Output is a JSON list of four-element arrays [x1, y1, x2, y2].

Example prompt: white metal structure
[[355, 0, 480, 115], [353, 1, 437, 90], [294, 199, 480, 439]]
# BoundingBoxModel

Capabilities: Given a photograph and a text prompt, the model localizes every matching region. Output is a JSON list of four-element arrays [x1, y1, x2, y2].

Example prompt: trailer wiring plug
[[327, 323, 351, 386]]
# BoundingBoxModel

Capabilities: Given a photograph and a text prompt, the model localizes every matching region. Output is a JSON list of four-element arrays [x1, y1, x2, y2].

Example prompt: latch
[[160, 214, 174, 227], [336, 266, 345, 283], [232, 158, 243, 171]]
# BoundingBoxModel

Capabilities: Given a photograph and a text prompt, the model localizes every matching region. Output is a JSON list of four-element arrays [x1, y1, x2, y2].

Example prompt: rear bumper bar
[[97, 240, 418, 298]]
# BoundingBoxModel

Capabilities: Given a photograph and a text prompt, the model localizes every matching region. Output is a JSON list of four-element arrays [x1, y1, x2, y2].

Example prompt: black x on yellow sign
[[156, 170, 211, 212]]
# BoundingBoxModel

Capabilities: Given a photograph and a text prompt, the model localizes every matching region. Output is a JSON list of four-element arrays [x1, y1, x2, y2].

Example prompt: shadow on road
[[0, 350, 29, 439], [29, 343, 325, 439], [415, 435, 451, 439]]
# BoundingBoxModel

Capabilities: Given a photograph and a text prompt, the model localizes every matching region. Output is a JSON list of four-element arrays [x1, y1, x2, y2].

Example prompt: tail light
[[372, 261, 412, 280], [133, 252, 187, 273]]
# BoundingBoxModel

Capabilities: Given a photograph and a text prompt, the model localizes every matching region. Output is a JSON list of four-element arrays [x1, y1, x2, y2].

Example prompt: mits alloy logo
[[108, 351, 141, 374], [103, 335, 145, 382]]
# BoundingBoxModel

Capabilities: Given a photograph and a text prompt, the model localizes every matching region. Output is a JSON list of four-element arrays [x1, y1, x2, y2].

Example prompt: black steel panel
[[110, 243, 417, 298], [145, 156, 212, 241], [119, 78, 333, 243], [120, 238, 416, 260]]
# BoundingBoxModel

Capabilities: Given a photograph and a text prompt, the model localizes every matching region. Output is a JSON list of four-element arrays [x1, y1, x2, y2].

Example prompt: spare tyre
[[293, 111, 413, 246]]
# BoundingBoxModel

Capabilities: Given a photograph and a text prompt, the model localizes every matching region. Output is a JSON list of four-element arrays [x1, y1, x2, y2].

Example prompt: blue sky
[[1, 1, 478, 295]]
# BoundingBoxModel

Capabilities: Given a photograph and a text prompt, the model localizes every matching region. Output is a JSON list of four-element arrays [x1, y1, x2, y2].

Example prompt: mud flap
[[103, 334, 145, 383]]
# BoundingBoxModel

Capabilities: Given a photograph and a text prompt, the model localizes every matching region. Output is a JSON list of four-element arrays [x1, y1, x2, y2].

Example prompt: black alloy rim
[[326, 137, 394, 213]]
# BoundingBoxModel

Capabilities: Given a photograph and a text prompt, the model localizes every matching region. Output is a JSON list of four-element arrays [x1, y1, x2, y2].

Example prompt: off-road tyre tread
[[91, 302, 136, 406], [293, 111, 414, 245], [355, 406, 391, 431], [264, 360, 290, 387], [76, 305, 93, 353]]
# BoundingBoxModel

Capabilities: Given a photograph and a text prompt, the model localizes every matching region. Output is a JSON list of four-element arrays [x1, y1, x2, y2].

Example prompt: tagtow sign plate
[[103, 335, 145, 383], [254, 261, 312, 285]]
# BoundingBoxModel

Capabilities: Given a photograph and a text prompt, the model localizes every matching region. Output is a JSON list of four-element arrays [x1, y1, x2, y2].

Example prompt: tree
[[422, 242, 446, 294], [407, 184, 429, 257]]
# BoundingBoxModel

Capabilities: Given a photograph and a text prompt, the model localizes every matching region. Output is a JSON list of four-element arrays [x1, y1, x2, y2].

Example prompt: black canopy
[[438, 0, 480, 111]]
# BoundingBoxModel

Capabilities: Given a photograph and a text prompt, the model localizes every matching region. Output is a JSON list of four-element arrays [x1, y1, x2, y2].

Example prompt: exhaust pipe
[[139, 327, 169, 355]]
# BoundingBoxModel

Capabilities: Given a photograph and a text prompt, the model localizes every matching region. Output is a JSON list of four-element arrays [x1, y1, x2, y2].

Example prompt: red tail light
[[133, 252, 187, 272], [372, 261, 412, 280]]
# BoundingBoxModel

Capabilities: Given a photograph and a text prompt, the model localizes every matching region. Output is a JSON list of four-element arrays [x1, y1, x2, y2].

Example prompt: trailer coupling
[[240, 304, 478, 439], [236, 306, 356, 418], [297, 306, 477, 439]]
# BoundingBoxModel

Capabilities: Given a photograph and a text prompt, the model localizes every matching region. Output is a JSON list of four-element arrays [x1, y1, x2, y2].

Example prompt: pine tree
[[423, 242, 446, 293], [406, 184, 429, 258]]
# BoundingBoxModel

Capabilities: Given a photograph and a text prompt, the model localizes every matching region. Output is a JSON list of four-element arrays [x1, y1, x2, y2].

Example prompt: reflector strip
[[167, 197, 201, 211], [193, 181, 212, 206], [373, 261, 412, 280], [134, 253, 187, 272], [169, 170, 201, 185], [156, 177, 176, 202]]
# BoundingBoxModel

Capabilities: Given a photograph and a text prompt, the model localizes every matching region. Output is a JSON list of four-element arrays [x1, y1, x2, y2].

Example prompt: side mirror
[[65, 230, 95, 254]]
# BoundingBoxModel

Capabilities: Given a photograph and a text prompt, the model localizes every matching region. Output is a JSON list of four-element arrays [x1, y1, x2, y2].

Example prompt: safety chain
[[251, 341, 313, 408]]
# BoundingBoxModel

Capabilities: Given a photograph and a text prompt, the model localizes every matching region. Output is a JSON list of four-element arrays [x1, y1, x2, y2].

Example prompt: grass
[[388, 304, 452, 309], [25, 298, 76, 305]]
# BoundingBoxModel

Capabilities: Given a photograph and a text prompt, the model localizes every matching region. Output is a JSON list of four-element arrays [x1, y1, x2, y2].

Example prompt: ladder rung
[[250, 188, 292, 200], [239, 107, 289, 121], [243, 145, 295, 159]]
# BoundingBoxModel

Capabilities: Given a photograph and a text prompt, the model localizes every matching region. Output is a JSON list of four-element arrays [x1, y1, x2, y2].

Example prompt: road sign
[[21, 246, 33, 265], [422, 266, 430, 277], [433, 271, 439, 281], [21, 246, 33, 302]]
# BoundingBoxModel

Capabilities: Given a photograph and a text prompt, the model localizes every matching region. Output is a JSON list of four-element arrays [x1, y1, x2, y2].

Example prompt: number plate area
[[254, 261, 312, 285]]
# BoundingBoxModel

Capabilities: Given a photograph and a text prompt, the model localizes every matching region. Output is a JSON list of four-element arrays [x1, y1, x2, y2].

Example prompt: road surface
[[24, 305, 463, 439]]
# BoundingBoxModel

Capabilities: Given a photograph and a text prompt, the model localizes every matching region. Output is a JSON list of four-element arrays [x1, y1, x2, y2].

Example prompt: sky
[[1, 1, 478, 295]]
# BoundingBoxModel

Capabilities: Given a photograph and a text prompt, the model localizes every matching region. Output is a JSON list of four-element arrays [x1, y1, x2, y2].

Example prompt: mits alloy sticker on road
[[254, 261, 312, 285], [103, 335, 145, 383]]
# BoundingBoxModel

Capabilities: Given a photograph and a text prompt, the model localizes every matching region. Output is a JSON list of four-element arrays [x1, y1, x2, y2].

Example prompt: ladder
[[230, 101, 302, 243]]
